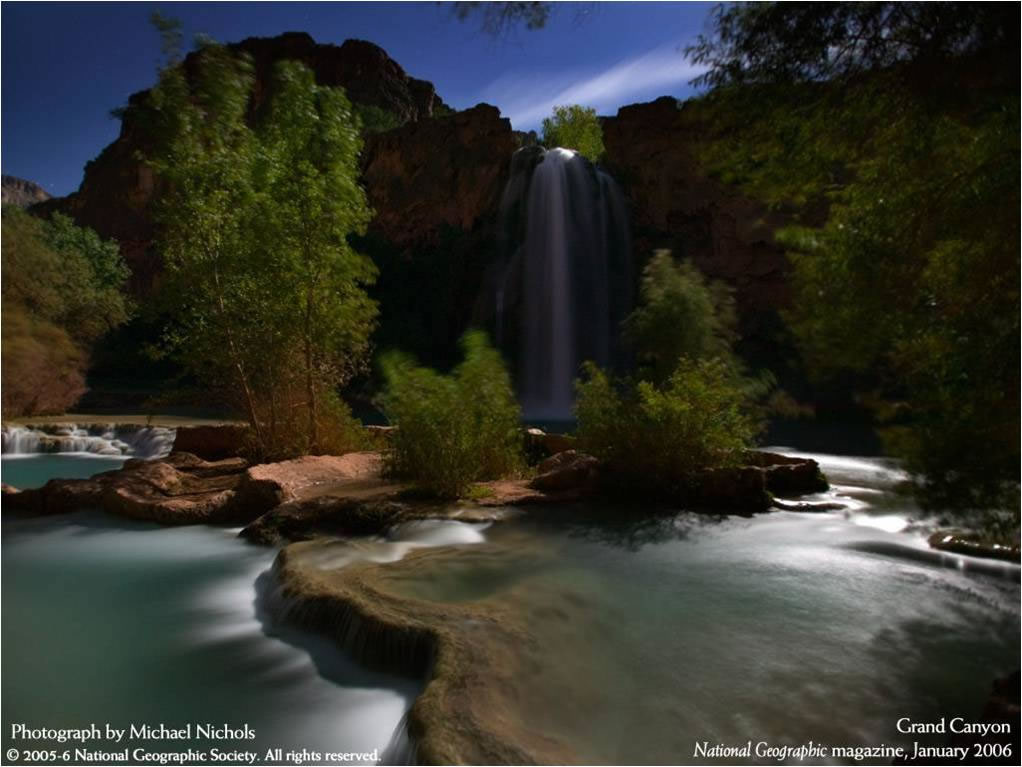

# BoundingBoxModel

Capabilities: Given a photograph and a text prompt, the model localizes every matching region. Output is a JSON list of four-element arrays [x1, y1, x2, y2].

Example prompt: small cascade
[[493, 146, 632, 420], [1, 423, 176, 459]]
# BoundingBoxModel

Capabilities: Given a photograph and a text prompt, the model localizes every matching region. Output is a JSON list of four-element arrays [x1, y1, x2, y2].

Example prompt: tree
[[624, 250, 739, 386], [541, 105, 605, 162], [143, 41, 268, 444], [255, 60, 377, 452], [452, 2, 553, 36], [687, 3, 1018, 89], [1, 205, 131, 416], [142, 35, 376, 457], [688, 3, 1019, 518]]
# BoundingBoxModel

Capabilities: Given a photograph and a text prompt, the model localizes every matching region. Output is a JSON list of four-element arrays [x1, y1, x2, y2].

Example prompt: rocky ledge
[[928, 530, 1021, 563], [2, 451, 387, 526], [271, 539, 577, 764], [2, 447, 831, 535]]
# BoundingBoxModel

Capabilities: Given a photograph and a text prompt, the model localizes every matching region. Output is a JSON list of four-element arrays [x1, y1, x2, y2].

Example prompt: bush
[[1, 205, 131, 416], [541, 104, 604, 162], [575, 359, 758, 497], [625, 250, 739, 385], [353, 103, 404, 134], [379, 331, 524, 498]]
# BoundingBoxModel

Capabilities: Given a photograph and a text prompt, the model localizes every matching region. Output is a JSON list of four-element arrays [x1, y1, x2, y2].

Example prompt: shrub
[[575, 359, 758, 497], [379, 331, 524, 498], [1, 205, 131, 416], [353, 102, 404, 134], [625, 250, 739, 385], [625, 249, 778, 418]]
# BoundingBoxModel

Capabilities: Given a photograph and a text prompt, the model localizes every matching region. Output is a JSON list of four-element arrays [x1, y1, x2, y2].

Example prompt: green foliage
[[2, 207, 131, 344], [150, 11, 184, 67], [541, 104, 605, 163], [575, 359, 758, 497], [1, 307, 87, 418], [379, 331, 524, 498], [453, 2, 552, 35], [687, 3, 1017, 89], [691, 2, 1019, 519], [1, 205, 131, 416], [352, 103, 404, 134], [143, 38, 376, 458], [625, 250, 739, 385], [255, 60, 377, 452]]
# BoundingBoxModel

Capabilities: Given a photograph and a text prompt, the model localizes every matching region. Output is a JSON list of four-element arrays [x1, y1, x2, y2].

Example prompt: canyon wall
[[29, 34, 793, 376], [602, 96, 792, 342], [2, 175, 51, 208]]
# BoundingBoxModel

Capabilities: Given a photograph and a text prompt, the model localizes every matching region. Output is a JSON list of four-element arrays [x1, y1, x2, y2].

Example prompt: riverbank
[[3, 441, 1019, 765]]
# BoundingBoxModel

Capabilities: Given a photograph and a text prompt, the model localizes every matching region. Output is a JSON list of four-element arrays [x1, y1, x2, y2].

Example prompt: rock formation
[[2, 175, 50, 208], [602, 96, 793, 343], [28, 33, 804, 378], [32, 33, 464, 296]]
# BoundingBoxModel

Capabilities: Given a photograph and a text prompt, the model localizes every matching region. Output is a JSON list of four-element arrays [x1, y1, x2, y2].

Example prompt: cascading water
[[493, 147, 632, 421], [1, 424, 175, 459]]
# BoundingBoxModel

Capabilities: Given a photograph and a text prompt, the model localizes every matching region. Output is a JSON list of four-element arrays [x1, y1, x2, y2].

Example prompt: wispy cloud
[[480, 45, 707, 129]]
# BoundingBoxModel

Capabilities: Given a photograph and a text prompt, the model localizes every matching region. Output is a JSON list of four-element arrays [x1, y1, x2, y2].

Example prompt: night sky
[[2, 2, 711, 197]]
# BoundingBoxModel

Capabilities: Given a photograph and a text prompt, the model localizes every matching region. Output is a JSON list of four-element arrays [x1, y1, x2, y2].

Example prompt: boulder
[[524, 428, 577, 462], [171, 424, 249, 460], [529, 450, 600, 494], [2, 175, 50, 208], [236, 452, 384, 511], [684, 465, 773, 513], [745, 450, 829, 496], [928, 530, 1020, 563], [241, 496, 409, 545], [2, 452, 255, 524]]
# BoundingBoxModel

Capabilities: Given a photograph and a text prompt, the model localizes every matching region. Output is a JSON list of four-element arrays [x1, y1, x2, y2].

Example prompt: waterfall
[[1, 424, 175, 459], [495, 147, 632, 421]]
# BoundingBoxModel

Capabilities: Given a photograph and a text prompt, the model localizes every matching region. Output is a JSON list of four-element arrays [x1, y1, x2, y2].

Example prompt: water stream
[[494, 147, 632, 420], [2, 451, 1017, 765]]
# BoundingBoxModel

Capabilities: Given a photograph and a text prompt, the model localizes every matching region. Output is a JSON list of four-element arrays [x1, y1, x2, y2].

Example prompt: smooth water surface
[[3, 450, 1018, 765], [2, 455, 125, 489], [2, 456, 423, 765], [384, 452, 1021, 764]]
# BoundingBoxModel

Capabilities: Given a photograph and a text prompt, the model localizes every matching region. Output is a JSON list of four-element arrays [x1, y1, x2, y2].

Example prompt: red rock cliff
[[602, 96, 792, 336]]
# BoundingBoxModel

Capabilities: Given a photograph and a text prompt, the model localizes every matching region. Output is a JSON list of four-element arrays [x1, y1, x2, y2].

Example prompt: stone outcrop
[[32, 34, 461, 297], [744, 450, 829, 496], [361, 104, 513, 248], [928, 530, 1021, 563], [242, 496, 410, 546], [1, 450, 388, 526], [272, 540, 578, 764], [241, 452, 384, 505], [2, 175, 50, 208], [602, 96, 793, 340], [528, 450, 600, 494], [524, 428, 577, 462], [2, 452, 254, 524], [227, 34, 445, 123]]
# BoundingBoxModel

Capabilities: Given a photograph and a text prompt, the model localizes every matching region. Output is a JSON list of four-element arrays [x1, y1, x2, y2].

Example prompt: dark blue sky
[[2, 2, 712, 197]]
